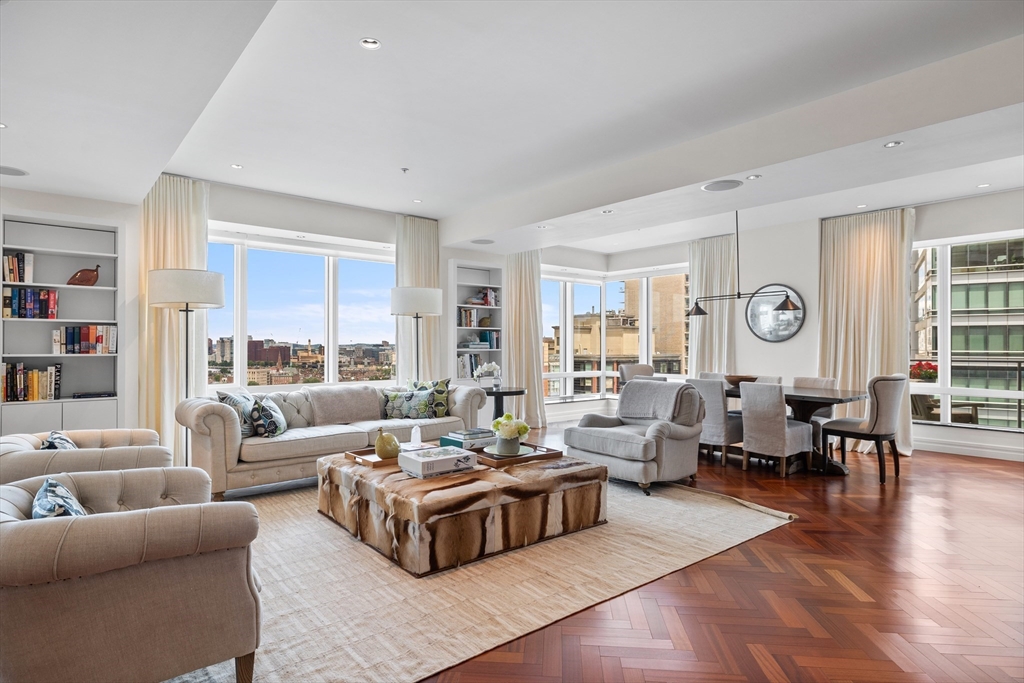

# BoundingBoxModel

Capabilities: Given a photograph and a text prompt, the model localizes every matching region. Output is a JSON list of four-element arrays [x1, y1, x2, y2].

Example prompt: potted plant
[[491, 413, 530, 455], [909, 361, 938, 382], [473, 362, 501, 388]]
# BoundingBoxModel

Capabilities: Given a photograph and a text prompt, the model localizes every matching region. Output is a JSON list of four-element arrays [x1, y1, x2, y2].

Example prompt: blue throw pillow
[[32, 478, 87, 519], [40, 431, 78, 450], [250, 396, 287, 438]]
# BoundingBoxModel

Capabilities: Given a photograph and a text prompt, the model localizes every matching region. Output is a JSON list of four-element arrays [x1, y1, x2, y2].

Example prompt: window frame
[[208, 234, 396, 391]]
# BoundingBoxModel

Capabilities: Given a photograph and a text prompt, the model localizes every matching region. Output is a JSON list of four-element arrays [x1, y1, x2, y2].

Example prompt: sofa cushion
[[305, 384, 381, 425], [348, 417, 463, 443], [254, 390, 314, 429], [238, 425, 368, 463], [32, 478, 87, 518], [562, 425, 655, 462], [250, 397, 287, 438], [409, 378, 451, 418], [217, 391, 256, 437], [40, 431, 78, 450], [384, 389, 434, 420]]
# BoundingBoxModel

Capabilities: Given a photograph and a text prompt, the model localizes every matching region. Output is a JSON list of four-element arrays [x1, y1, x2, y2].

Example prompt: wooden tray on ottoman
[[471, 443, 562, 468], [342, 447, 398, 468]]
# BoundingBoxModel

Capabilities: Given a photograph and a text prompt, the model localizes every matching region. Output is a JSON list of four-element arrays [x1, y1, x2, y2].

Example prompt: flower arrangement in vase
[[491, 413, 529, 455]]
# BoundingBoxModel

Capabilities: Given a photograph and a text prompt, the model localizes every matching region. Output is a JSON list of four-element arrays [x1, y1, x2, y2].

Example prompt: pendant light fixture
[[687, 211, 801, 316]]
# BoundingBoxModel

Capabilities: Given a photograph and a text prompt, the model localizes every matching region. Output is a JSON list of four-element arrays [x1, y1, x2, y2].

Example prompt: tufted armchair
[[0, 429, 173, 485], [0, 467, 261, 683], [563, 381, 704, 495]]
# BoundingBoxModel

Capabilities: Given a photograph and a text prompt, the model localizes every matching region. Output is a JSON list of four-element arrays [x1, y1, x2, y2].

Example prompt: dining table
[[724, 384, 869, 475]]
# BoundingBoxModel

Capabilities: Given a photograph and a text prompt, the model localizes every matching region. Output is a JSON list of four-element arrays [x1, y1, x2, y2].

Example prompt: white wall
[[730, 220, 820, 381], [0, 187, 141, 428]]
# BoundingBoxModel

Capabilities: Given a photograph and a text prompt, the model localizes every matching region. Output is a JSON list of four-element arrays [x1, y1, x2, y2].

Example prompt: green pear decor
[[374, 427, 399, 459]]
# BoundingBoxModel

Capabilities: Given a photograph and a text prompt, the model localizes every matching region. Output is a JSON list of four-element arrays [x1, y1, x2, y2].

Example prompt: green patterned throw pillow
[[409, 378, 451, 418], [250, 397, 287, 438], [384, 389, 433, 419]]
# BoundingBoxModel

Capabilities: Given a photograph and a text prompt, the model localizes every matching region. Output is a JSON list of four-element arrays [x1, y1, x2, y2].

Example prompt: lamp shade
[[148, 269, 225, 309], [773, 295, 801, 312], [391, 287, 442, 316]]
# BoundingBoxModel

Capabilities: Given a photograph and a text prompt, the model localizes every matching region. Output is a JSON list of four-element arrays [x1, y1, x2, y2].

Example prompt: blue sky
[[207, 244, 396, 345], [541, 280, 626, 340]]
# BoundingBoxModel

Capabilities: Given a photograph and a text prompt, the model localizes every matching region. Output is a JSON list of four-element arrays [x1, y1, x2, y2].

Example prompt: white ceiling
[[0, 0, 1021, 251], [0, 0, 274, 203], [164, 0, 1024, 217]]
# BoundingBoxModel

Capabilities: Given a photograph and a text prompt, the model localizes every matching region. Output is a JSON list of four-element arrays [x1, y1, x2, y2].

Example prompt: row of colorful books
[[51, 325, 118, 355], [3, 252, 33, 283], [464, 287, 499, 307], [2, 287, 57, 318], [2, 363, 61, 402]]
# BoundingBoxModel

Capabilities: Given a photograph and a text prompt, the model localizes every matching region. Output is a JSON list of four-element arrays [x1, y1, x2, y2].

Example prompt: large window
[[337, 258, 396, 382], [208, 238, 395, 389], [247, 249, 326, 385], [650, 273, 688, 376], [573, 283, 602, 396], [540, 270, 689, 402], [910, 236, 1023, 430]]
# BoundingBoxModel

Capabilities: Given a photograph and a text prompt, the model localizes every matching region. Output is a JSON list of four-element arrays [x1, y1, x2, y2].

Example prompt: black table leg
[[492, 394, 505, 421]]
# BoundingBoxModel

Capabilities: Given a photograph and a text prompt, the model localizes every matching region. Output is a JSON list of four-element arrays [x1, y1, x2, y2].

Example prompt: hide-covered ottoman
[[317, 454, 607, 576]]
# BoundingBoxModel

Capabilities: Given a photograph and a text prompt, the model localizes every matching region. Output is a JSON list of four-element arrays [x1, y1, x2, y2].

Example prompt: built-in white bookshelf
[[450, 263, 504, 380], [1, 219, 120, 435]]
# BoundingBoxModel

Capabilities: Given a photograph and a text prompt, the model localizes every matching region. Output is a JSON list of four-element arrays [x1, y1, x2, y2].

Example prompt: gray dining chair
[[620, 364, 655, 382], [820, 374, 908, 484], [739, 382, 813, 478], [793, 376, 838, 453], [727, 375, 783, 415], [687, 378, 742, 466], [697, 372, 725, 380]]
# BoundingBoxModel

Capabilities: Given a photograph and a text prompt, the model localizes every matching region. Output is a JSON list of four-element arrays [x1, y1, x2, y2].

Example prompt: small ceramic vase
[[496, 436, 520, 456]]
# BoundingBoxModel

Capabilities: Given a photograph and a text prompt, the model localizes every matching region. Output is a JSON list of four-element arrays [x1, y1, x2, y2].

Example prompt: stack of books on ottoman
[[398, 446, 477, 479], [439, 428, 496, 449]]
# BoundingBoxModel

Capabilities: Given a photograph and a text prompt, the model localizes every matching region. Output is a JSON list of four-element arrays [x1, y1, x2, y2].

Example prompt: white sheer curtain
[[503, 250, 546, 429], [687, 234, 736, 377], [819, 208, 915, 454], [396, 216, 442, 384], [138, 174, 209, 463]]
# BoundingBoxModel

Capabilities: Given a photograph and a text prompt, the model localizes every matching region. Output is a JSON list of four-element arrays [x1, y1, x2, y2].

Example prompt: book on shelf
[[23, 253, 33, 284], [4, 287, 59, 318], [2, 287, 10, 318], [2, 362, 61, 403], [71, 391, 115, 399]]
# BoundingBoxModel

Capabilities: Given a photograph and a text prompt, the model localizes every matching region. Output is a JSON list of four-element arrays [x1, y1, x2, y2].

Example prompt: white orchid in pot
[[491, 413, 530, 456], [473, 362, 501, 388]]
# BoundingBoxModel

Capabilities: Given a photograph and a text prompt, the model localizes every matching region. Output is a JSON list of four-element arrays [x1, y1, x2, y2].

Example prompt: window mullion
[[564, 282, 573, 398], [326, 257, 339, 383], [937, 245, 952, 423], [235, 244, 247, 387], [600, 281, 607, 398]]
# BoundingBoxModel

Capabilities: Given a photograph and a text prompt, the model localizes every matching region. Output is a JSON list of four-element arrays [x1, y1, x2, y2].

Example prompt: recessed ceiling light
[[230, 164, 243, 169], [601, 209, 614, 214], [537, 225, 551, 229], [883, 140, 903, 148], [977, 183, 991, 188], [746, 174, 762, 180], [360, 38, 381, 50], [561, 268, 568, 272], [471, 239, 495, 245], [296, 235, 306, 239], [383, 245, 393, 249], [412, 199, 422, 203], [701, 179, 743, 192], [857, 204, 867, 208], [0, 123, 6, 129], [0, 166, 28, 176]]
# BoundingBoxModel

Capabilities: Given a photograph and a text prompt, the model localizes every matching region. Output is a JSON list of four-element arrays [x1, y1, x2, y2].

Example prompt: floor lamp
[[148, 269, 225, 466], [390, 287, 442, 383]]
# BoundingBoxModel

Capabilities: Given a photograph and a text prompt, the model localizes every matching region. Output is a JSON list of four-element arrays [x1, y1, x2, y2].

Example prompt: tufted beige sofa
[[0, 467, 261, 683], [0, 429, 173, 485], [176, 383, 487, 499]]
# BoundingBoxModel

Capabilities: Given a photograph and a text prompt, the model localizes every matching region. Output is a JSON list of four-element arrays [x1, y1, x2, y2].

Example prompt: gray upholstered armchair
[[563, 381, 704, 495], [0, 429, 173, 485], [0, 467, 261, 683]]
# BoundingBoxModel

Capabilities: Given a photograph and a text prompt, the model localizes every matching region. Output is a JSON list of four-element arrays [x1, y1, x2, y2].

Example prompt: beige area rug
[[174, 481, 793, 683]]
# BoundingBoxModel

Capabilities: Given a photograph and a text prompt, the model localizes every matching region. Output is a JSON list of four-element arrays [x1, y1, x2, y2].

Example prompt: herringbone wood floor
[[423, 432, 1024, 683]]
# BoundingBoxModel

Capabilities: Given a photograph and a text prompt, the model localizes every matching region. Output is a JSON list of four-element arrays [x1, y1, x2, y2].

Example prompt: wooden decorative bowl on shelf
[[724, 374, 758, 386]]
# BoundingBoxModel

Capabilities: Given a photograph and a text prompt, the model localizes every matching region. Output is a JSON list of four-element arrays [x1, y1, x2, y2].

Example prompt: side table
[[484, 387, 526, 421]]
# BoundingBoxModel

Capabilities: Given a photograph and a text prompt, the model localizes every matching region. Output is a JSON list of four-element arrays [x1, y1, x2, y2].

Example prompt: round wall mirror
[[745, 284, 805, 343]]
